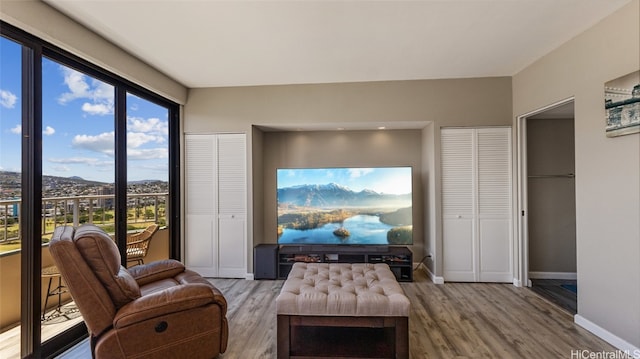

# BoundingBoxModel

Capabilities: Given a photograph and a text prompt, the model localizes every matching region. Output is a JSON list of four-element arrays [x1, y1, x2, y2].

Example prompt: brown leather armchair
[[49, 224, 228, 358]]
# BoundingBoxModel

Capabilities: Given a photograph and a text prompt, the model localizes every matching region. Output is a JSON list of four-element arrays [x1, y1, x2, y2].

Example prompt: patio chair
[[126, 223, 159, 266]]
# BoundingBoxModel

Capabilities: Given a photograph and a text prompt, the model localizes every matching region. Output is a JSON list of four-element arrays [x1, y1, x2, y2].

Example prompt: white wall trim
[[528, 271, 577, 280], [513, 278, 522, 287], [245, 273, 255, 280], [420, 263, 444, 284], [574, 315, 640, 359]]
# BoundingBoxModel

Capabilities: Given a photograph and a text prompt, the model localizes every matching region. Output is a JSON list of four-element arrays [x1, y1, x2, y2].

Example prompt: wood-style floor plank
[[57, 269, 621, 359]]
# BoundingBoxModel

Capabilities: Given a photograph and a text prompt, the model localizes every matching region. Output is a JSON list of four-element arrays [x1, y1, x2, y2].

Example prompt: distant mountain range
[[0, 171, 105, 186], [0, 171, 167, 202], [277, 183, 411, 209], [0, 171, 164, 186]]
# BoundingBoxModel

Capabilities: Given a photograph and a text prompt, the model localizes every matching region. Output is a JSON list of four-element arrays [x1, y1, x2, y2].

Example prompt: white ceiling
[[45, 0, 631, 89]]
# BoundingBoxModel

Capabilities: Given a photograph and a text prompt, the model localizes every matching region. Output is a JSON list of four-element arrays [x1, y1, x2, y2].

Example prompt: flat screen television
[[277, 167, 413, 246]]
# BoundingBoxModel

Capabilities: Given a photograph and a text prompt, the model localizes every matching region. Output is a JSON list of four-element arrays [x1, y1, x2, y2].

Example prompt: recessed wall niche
[[258, 128, 424, 255]]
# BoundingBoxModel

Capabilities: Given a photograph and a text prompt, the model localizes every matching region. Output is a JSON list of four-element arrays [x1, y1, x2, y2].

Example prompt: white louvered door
[[442, 129, 476, 282], [185, 135, 218, 277], [476, 129, 512, 282], [217, 134, 247, 278], [185, 133, 247, 278], [442, 127, 512, 282]]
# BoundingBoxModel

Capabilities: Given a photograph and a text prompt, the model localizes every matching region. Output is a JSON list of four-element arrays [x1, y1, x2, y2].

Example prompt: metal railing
[[0, 193, 169, 246]]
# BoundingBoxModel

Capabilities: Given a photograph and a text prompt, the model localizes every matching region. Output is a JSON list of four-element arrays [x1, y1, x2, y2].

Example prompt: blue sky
[[277, 167, 412, 195], [0, 36, 168, 183]]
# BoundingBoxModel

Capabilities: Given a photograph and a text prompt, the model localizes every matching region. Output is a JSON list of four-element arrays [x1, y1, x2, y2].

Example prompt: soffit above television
[[255, 121, 431, 132]]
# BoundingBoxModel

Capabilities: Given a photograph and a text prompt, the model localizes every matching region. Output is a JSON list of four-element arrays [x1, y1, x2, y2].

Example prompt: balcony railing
[[0, 193, 169, 247]]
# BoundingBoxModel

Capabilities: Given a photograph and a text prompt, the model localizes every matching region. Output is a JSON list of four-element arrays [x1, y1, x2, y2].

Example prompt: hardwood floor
[[59, 269, 620, 359], [530, 278, 578, 315]]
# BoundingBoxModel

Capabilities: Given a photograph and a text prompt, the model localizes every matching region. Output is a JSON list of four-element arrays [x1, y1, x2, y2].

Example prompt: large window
[[0, 22, 179, 358], [0, 34, 24, 359]]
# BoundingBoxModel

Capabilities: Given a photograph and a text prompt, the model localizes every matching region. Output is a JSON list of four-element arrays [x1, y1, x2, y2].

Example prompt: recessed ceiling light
[[377, 126, 386, 130], [337, 127, 344, 130]]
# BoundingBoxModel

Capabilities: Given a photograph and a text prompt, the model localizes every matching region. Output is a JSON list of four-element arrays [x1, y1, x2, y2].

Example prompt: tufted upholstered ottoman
[[276, 262, 410, 359]]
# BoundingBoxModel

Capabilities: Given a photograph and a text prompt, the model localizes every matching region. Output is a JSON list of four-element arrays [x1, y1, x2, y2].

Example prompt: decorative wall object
[[605, 70, 640, 137]]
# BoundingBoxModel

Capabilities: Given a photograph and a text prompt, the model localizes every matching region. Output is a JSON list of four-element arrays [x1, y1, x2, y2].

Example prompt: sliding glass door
[[0, 34, 24, 359], [0, 22, 180, 358], [124, 93, 170, 266], [40, 57, 116, 344]]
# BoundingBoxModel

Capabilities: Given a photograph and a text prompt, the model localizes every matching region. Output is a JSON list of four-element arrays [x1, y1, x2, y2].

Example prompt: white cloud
[[127, 132, 165, 148], [82, 103, 112, 115], [127, 117, 168, 136], [70, 129, 166, 159], [0, 90, 17, 109], [349, 168, 374, 178], [58, 68, 89, 103], [51, 165, 71, 173], [43, 126, 56, 136], [58, 67, 114, 116], [47, 157, 114, 175], [138, 163, 168, 171], [49, 157, 99, 165], [95, 160, 114, 168], [10, 124, 21, 134], [72, 132, 114, 154], [127, 148, 168, 160]]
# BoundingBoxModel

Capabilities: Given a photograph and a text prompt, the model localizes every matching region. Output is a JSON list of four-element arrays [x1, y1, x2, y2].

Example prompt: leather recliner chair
[[49, 224, 228, 358]]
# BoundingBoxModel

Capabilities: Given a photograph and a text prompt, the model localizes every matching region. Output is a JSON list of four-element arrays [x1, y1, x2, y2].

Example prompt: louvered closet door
[[185, 133, 248, 278], [185, 135, 218, 277], [442, 127, 512, 282], [217, 134, 247, 278], [442, 129, 476, 282], [476, 128, 512, 282]]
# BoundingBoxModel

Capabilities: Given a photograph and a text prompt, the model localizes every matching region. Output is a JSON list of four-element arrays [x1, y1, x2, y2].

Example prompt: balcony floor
[[0, 302, 84, 359]]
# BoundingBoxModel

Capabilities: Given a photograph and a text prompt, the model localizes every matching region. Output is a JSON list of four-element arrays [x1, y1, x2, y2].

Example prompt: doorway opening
[[517, 98, 577, 314]]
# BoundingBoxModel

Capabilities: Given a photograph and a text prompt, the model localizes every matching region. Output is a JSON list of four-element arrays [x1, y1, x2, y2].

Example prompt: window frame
[[1, 20, 181, 358]]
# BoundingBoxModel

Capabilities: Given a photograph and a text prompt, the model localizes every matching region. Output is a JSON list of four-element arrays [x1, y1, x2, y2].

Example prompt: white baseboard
[[245, 273, 254, 280], [528, 271, 577, 280], [419, 263, 444, 284], [574, 314, 640, 358], [513, 278, 522, 287]]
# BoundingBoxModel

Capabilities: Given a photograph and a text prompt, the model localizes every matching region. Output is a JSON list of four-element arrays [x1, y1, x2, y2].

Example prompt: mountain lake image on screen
[[276, 167, 413, 245]]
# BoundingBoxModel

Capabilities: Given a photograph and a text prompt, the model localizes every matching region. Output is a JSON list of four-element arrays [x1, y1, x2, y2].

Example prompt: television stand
[[277, 245, 413, 282]]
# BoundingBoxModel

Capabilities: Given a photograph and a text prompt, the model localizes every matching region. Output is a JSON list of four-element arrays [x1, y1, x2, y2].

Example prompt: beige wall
[[0, 1, 187, 104], [421, 122, 438, 274], [185, 78, 512, 133], [185, 77, 512, 274], [513, 0, 640, 348]]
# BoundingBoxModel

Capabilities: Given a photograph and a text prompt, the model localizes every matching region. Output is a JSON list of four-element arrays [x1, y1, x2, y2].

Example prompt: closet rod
[[528, 173, 575, 179]]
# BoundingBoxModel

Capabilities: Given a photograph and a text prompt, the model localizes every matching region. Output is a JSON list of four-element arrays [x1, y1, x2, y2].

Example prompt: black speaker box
[[254, 244, 278, 279]]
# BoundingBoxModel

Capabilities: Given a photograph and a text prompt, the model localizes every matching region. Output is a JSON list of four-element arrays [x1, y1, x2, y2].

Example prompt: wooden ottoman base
[[277, 315, 408, 359]]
